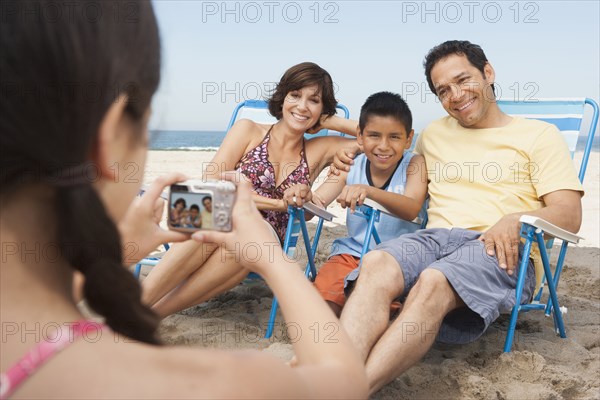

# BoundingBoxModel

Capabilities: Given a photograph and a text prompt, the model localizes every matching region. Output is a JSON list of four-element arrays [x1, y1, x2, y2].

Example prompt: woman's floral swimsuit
[[236, 126, 310, 243]]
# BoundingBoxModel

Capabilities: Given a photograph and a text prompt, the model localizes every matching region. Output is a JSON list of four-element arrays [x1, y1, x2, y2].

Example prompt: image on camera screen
[[169, 191, 213, 230]]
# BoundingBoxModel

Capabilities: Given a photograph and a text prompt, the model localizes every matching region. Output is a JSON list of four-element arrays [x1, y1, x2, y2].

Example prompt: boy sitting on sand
[[311, 92, 428, 316]]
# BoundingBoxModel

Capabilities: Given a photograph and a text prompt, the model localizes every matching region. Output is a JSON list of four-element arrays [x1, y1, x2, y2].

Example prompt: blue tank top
[[330, 152, 426, 258]]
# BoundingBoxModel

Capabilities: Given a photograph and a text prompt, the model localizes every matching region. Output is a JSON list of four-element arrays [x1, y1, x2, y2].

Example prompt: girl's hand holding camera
[[192, 173, 282, 274], [118, 173, 190, 264]]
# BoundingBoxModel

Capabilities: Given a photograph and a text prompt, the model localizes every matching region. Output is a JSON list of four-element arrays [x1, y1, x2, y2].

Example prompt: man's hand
[[337, 184, 370, 212], [479, 214, 521, 275], [283, 184, 313, 207]]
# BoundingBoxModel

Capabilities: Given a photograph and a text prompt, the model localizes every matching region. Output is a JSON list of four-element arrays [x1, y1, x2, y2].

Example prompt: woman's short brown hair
[[268, 62, 337, 120]]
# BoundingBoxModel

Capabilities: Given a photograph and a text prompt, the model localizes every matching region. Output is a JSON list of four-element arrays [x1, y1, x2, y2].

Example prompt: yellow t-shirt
[[415, 116, 583, 289], [201, 210, 212, 229]]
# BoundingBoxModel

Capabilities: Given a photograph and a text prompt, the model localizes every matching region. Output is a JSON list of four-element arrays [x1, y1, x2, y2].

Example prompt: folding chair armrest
[[302, 202, 335, 221], [362, 198, 390, 214], [362, 198, 424, 226], [519, 215, 583, 244]]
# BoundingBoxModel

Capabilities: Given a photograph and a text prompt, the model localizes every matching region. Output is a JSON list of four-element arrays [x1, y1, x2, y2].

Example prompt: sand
[[141, 149, 600, 400]]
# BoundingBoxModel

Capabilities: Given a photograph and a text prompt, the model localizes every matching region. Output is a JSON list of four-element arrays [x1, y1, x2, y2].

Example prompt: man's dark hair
[[359, 92, 412, 134], [424, 40, 495, 95]]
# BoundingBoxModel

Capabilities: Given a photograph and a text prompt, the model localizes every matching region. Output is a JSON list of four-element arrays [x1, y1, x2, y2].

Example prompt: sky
[[149, 0, 600, 134]]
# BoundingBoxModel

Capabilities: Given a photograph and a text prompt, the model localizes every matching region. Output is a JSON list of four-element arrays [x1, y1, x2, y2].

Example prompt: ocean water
[[150, 130, 227, 151], [150, 130, 599, 152]]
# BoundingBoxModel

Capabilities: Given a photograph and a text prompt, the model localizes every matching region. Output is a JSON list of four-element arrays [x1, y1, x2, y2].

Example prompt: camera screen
[[169, 191, 213, 230]]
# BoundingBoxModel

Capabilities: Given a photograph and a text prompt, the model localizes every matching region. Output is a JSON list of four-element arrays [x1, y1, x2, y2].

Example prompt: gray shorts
[[345, 228, 536, 344]]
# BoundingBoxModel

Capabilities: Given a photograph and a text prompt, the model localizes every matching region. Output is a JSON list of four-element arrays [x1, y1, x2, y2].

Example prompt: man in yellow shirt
[[201, 196, 213, 229], [338, 40, 584, 396]]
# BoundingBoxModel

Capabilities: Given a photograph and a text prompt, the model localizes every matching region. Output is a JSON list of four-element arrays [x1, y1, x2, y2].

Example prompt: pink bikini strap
[[0, 320, 104, 399]]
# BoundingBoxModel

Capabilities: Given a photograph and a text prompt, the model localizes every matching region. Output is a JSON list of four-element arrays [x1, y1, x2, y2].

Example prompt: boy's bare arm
[[362, 154, 428, 220]]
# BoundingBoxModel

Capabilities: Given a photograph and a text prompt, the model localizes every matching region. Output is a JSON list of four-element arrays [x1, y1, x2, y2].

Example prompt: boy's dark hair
[[190, 204, 200, 212], [359, 92, 413, 134], [268, 62, 337, 120], [423, 40, 495, 95], [1, 1, 162, 345]]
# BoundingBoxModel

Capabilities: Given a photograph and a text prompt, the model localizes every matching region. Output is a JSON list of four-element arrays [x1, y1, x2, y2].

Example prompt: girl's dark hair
[[268, 62, 337, 120], [423, 40, 495, 95], [1, 1, 162, 344]]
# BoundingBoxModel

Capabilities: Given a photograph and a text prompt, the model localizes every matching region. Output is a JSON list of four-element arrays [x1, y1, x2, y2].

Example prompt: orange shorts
[[315, 253, 403, 313], [314, 254, 360, 307]]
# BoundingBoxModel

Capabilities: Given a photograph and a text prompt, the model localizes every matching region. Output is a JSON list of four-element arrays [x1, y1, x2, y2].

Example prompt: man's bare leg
[[339, 250, 405, 362], [364, 268, 465, 395], [326, 301, 343, 318]]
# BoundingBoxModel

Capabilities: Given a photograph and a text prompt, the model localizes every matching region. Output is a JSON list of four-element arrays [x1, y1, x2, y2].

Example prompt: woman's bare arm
[[305, 136, 358, 182], [203, 119, 262, 180], [312, 170, 349, 207], [309, 115, 359, 137]]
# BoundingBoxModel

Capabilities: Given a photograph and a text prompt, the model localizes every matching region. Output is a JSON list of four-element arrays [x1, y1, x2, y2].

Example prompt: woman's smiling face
[[281, 84, 324, 132]]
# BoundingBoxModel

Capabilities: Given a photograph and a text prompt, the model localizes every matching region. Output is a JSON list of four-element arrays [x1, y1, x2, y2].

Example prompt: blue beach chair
[[224, 100, 351, 338], [497, 98, 599, 352], [133, 244, 168, 279], [352, 198, 426, 266], [263, 204, 336, 338]]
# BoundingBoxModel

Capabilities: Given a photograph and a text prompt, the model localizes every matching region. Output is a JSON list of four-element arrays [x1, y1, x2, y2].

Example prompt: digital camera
[[168, 179, 236, 232]]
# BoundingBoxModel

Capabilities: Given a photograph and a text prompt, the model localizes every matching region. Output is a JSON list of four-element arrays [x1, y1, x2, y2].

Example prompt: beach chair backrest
[[497, 98, 598, 182], [498, 98, 598, 252], [229, 100, 277, 127]]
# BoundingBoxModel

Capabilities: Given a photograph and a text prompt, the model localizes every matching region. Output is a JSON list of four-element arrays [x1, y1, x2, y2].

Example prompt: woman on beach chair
[[141, 62, 358, 317], [0, 2, 367, 398]]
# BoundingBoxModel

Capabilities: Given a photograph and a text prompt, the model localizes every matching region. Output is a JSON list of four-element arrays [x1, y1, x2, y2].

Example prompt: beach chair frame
[[133, 244, 169, 279], [264, 205, 333, 338], [498, 98, 598, 352], [353, 198, 426, 267]]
